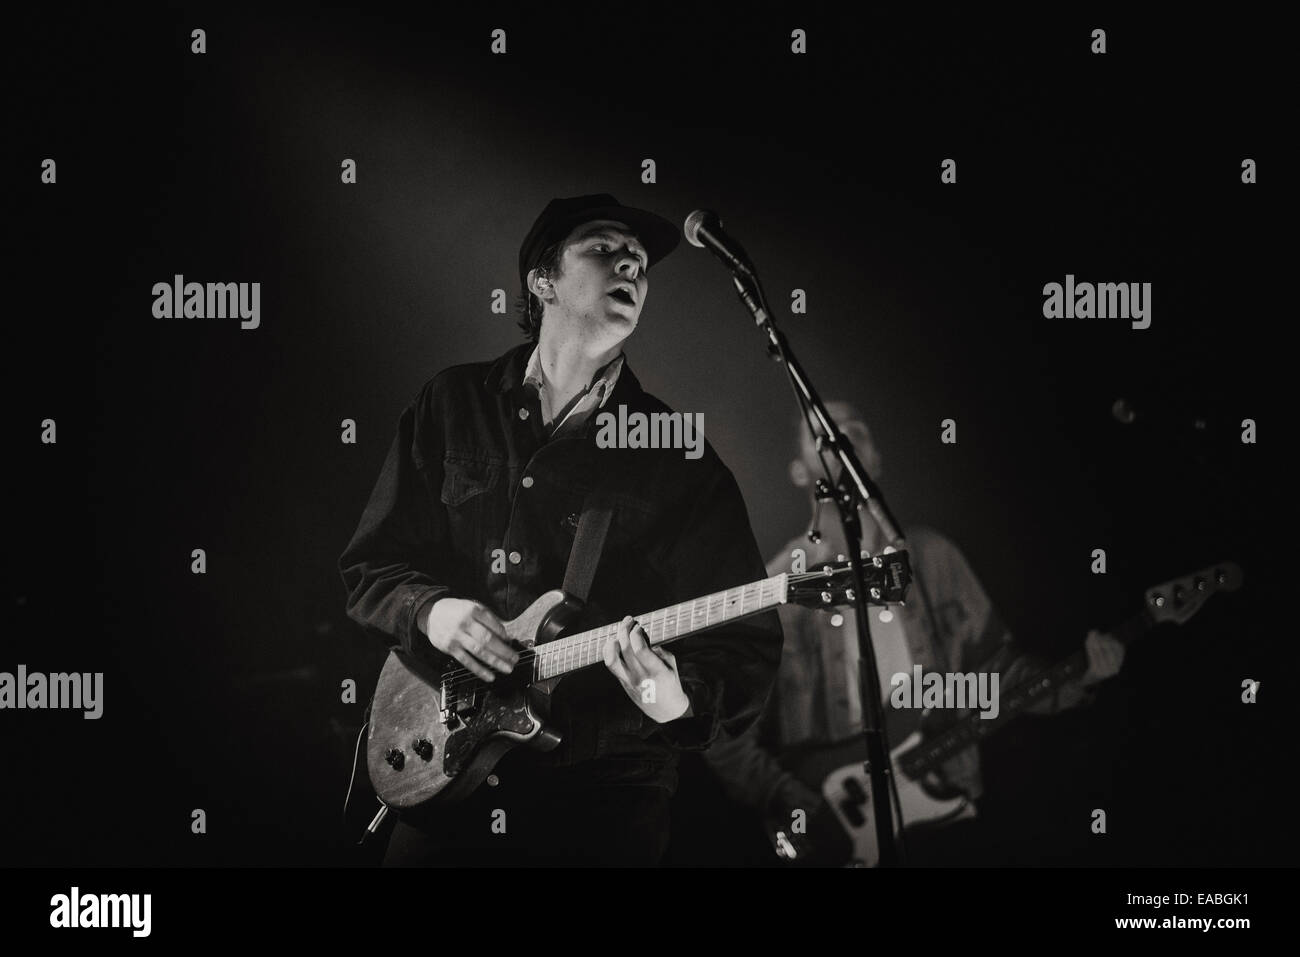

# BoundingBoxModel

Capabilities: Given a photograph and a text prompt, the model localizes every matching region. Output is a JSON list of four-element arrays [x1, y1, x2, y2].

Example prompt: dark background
[[7, 6, 1285, 866]]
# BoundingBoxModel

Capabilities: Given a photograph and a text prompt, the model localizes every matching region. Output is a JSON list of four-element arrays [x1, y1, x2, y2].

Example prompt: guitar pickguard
[[442, 686, 539, 776]]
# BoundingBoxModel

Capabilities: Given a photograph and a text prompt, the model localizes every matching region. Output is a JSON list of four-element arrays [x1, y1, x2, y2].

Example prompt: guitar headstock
[[786, 550, 912, 610], [1145, 561, 1244, 625]]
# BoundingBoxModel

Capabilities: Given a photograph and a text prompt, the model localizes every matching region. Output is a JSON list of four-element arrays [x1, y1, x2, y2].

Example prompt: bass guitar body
[[830, 733, 974, 867], [779, 729, 976, 868]]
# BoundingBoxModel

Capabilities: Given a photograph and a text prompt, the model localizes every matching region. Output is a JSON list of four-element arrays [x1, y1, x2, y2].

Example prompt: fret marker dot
[[878, 609, 894, 623], [830, 613, 844, 627]]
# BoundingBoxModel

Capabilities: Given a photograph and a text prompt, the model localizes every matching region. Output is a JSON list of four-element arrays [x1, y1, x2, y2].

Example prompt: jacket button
[[518, 408, 529, 420], [521, 476, 534, 489], [508, 551, 522, 565]]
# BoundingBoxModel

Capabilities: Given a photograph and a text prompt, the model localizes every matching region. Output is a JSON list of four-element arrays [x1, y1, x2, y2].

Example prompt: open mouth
[[608, 288, 635, 306]]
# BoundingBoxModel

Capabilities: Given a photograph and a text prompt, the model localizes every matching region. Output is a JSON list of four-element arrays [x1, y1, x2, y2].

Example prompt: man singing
[[339, 194, 782, 866]]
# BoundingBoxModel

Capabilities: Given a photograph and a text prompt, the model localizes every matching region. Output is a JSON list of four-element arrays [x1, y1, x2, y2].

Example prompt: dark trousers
[[382, 751, 673, 867]]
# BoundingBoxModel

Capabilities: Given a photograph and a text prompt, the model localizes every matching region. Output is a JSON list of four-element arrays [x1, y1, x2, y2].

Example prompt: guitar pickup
[[839, 797, 866, 828], [842, 777, 868, 805], [438, 679, 451, 724], [437, 677, 480, 719]]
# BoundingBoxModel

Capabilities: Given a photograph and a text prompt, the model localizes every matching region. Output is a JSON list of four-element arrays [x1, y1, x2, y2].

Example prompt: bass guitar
[[770, 560, 1244, 866]]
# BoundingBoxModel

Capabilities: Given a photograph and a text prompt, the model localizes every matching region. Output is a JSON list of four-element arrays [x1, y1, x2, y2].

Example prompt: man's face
[[792, 401, 883, 487], [537, 219, 650, 352]]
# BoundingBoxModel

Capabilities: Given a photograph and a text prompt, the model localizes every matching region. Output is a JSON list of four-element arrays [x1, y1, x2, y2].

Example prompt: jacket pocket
[[439, 457, 502, 506]]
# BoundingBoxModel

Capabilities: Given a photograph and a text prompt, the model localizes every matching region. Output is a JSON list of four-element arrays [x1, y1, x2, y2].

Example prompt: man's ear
[[789, 458, 811, 488], [527, 267, 553, 301]]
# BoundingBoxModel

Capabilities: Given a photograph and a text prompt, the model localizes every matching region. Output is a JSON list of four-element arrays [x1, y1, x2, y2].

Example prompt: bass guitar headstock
[[1145, 561, 1244, 625]]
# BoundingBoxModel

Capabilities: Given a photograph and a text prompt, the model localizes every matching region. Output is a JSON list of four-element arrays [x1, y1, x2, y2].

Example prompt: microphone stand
[[730, 272, 908, 867]]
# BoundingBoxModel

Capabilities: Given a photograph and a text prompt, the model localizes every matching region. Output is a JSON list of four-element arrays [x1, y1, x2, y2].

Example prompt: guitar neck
[[896, 607, 1153, 777], [532, 574, 789, 681]]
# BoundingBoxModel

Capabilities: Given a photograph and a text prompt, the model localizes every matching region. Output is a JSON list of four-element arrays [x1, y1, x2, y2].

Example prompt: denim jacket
[[339, 343, 783, 789]]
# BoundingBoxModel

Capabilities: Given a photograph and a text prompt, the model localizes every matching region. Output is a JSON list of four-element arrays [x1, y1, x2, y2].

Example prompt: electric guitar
[[769, 561, 1244, 866], [368, 552, 913, 809]]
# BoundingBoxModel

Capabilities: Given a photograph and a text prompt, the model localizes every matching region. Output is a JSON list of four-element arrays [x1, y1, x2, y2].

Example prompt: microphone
[[683, 209, 757, 278]]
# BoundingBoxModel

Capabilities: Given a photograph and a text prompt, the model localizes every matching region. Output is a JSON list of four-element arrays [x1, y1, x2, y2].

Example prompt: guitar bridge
[[440, 674, 481, 720]]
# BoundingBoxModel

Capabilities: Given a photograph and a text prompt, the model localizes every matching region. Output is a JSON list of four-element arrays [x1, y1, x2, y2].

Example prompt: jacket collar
[[485, 341, 644, 401]]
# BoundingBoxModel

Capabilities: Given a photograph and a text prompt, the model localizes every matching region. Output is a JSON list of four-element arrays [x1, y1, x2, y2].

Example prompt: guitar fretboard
[[896, 608, 1153, 777], [532, 575, 788, 681]]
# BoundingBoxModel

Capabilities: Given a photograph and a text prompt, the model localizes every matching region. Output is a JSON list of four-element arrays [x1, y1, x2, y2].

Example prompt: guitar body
[[826, 732, 976, 867], [366, 589, 575, 809], [783, 732, 976, 867]]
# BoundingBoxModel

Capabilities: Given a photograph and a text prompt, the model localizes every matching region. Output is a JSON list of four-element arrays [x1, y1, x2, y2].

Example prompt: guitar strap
[[561, 494, 613, 604]]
